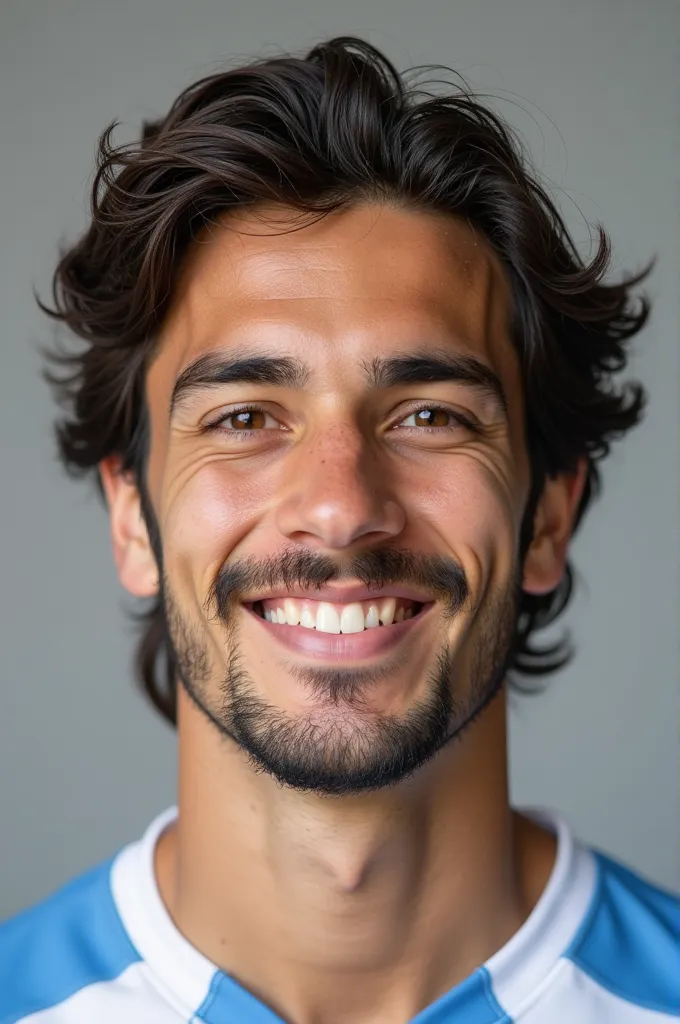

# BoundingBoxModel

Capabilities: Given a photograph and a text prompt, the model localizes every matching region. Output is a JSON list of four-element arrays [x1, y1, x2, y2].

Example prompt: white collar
[[111, 804, 597, 1020]]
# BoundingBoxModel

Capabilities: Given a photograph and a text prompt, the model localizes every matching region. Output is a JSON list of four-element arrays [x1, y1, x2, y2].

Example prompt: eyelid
[[391, 401, 480, 431], [203, 402, 285, 432], [202, 400, 481, 437]]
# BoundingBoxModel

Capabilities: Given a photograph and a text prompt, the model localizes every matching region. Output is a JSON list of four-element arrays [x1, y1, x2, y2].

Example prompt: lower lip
[[245, 604, 434, 660]]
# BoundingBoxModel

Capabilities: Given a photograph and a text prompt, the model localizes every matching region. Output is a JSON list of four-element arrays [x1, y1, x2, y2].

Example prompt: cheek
[[161, 458, 273, 596], [408, 454, 520, 587]]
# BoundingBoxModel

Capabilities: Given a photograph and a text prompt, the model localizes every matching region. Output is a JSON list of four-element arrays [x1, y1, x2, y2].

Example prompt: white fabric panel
[[520, 960, 680, 1024], [487, 805, 598, 1017], [110, 809, 215, 1017]]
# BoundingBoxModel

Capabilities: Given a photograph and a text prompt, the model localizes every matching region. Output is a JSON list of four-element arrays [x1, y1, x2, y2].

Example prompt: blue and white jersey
[[1, 805, 679, 1023]]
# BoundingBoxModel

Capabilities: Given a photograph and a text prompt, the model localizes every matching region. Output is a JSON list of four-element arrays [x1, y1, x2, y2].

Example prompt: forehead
[[149, 202, 517, 393]]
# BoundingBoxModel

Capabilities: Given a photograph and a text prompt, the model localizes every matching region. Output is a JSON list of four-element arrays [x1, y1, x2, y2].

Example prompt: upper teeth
[[259, 597, 415, 633]]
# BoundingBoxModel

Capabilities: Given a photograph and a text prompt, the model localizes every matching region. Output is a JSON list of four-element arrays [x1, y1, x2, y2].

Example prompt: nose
[[274, 423, 406, 551]]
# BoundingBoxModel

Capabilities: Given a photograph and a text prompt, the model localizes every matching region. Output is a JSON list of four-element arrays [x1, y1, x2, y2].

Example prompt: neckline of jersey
[[110, 803, 597, 1022]]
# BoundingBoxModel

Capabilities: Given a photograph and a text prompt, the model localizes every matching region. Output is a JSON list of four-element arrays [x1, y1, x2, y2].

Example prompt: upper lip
[[243, 584, 435, 605]]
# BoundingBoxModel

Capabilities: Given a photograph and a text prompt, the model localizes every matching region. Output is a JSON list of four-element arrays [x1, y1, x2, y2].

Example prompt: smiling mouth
[[247, 597, 426, 634]]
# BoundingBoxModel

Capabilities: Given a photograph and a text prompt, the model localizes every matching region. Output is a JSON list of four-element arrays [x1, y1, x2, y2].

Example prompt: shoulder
[[565, 848, 680, 1017], [0, 856, 141, 1023]]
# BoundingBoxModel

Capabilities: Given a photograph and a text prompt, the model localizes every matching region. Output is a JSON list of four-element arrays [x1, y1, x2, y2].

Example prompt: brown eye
[[229, 409, 267, 430], [416, 408, 449, 427], [401, 408, 452, 428]]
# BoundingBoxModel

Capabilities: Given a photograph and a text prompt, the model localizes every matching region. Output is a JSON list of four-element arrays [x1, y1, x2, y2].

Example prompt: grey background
[[1, 0, 678, 919]]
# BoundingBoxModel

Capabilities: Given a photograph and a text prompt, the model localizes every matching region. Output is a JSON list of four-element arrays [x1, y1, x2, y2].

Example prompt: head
[[42, 37, 650, 797]]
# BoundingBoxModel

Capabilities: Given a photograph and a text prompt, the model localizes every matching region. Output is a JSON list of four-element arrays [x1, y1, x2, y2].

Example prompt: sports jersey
[[1, 805, 679, 1022]]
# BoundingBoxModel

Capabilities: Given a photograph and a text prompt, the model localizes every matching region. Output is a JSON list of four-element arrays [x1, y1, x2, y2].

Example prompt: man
[[1, 34, 678, 1024]]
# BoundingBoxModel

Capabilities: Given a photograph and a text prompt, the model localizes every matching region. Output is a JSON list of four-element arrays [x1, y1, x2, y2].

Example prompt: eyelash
[[203, 405, 281, 437], [394, 406, 479, 434], [204, 403, 480, 437]]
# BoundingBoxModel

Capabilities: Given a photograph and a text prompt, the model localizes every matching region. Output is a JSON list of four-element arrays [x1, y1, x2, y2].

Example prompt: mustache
[[207, 548, 469, 621]]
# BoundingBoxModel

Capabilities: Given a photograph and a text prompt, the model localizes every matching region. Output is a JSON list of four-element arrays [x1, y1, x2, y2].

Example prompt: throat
[[270, 813, 423, 898]]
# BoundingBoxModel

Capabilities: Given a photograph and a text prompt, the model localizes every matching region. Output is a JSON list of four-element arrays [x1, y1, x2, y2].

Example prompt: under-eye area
[[248, 598, 427, 634]]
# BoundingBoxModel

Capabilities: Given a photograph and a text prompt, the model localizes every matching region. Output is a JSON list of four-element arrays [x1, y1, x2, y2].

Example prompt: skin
[[100, 202, 586, 1024]]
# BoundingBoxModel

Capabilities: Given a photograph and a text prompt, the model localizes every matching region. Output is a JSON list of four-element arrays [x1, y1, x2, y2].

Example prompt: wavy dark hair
[[40, 36, 651, 724]]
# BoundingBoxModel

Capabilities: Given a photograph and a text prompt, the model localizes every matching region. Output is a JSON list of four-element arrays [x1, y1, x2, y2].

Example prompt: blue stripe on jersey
[[412, 966, 512, 1023], [0, 857, 141, 1024], [195, 963, 512, 1024], [195, 969, 286, 1023], [565, 850, 680, 1016]]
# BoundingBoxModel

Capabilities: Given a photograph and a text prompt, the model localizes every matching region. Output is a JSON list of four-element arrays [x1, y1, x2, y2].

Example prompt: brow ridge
[[170, 353, 309, 417], [363, 351, 508, 415], [169, 347, 508, 419]]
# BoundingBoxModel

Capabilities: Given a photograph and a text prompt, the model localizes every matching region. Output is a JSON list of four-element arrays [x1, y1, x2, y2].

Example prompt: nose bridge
[[298, 418, 378, 514], [274, 418, 404, 549], [311, 419, 366, 479]]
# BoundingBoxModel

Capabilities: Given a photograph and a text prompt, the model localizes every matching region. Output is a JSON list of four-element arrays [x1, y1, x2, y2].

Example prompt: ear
[[522, 458, 588, 596], [99, 456, 159, 598]]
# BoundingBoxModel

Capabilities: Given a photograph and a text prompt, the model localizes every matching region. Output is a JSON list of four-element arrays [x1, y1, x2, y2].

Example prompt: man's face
[[124, 203, 541, 795]]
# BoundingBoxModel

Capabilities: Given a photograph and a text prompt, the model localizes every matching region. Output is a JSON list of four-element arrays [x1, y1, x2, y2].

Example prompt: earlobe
[[99, 456, 159, 598], [522, 458, 588, 596]]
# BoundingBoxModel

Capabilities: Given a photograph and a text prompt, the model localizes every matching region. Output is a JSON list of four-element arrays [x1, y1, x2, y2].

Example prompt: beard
[[162, 549, 521, 797]]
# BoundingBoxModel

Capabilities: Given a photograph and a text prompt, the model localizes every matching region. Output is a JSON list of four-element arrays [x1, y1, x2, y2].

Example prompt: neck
[[155, 686, 556, 1024]]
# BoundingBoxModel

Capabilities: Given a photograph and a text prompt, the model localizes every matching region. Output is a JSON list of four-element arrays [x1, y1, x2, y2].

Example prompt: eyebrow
[[169, 348, 508, 420], [365, 351, 508, 416], [170, 353, 309, 418]]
